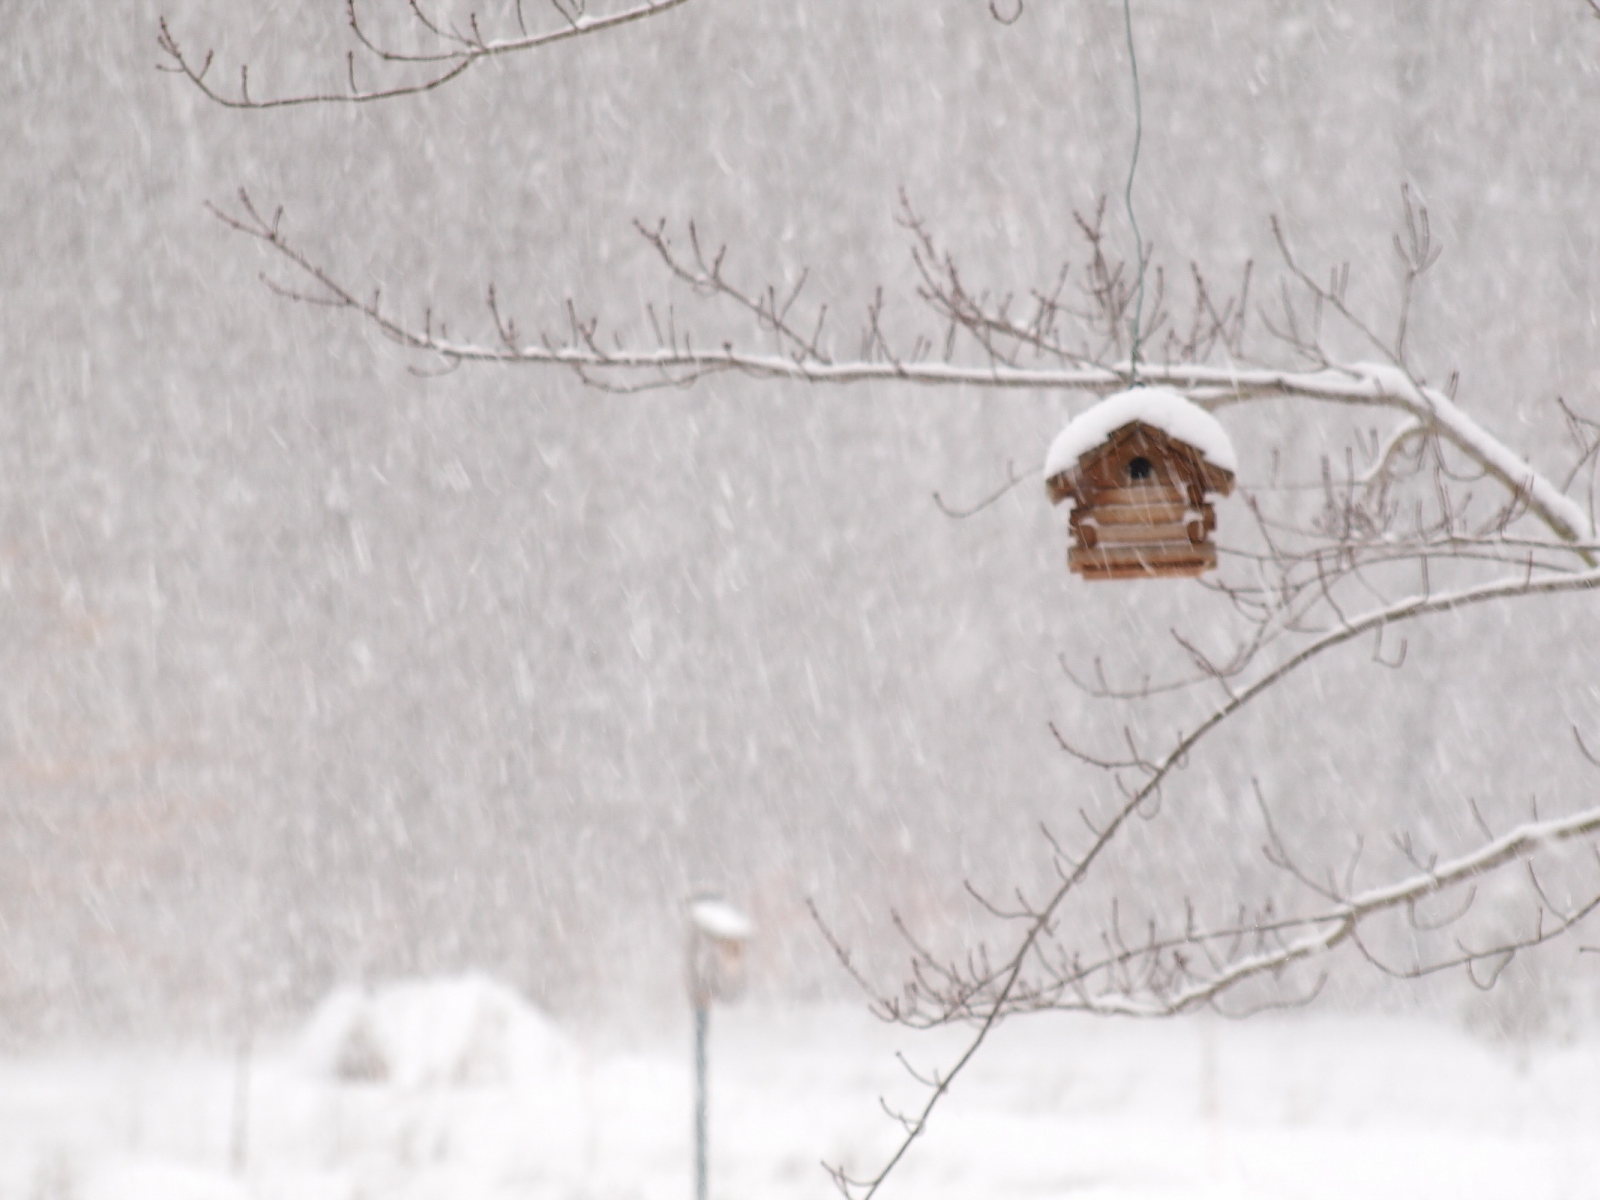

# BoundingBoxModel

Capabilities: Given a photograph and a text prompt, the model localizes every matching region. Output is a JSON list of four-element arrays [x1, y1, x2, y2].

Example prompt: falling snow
[[4, 0, 1600, 1195]]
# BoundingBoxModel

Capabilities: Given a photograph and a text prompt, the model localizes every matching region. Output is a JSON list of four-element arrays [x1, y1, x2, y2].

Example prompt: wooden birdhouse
[[1044, 387, 1236, 580]]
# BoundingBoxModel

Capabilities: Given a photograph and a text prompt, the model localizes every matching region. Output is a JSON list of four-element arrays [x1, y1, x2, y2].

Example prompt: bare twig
[[932, 461, 1040, 519]]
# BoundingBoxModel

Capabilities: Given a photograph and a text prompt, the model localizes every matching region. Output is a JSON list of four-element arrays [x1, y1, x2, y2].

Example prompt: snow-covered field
[[4, 977, 1598, 1200]]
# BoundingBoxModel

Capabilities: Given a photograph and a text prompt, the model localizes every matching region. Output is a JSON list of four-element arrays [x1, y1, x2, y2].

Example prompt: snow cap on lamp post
[[687, 892, 755, 1006]]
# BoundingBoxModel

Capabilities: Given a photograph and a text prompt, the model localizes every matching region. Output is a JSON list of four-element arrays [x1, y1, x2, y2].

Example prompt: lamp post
[[686, 893, 754, 1200]]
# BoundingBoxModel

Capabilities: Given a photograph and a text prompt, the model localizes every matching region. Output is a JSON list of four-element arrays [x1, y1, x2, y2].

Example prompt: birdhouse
[[1044, 387, 1236, 580], [686, 894, 755, 1006]]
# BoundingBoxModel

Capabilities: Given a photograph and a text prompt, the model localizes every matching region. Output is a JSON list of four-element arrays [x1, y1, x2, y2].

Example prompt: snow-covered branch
[[212, 192, 1596, 556], [1210, 361, 1595, 546], [1081, 804, 1600, 1018], [157, 0, 692, 109]]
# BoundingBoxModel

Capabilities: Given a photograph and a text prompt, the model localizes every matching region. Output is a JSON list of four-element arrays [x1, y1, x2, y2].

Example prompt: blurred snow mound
[[297, 973, 569, 1087], [85, 1161, 248, 1200]]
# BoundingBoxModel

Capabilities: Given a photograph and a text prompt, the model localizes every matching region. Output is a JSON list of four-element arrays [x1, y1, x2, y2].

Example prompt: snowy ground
[[4, 981, 1599, 1200]]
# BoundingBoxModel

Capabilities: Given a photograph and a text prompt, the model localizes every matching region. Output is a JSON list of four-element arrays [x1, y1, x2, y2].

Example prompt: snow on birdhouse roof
[[689, 896, 755, 942], [1045, 387, 1237, 480]]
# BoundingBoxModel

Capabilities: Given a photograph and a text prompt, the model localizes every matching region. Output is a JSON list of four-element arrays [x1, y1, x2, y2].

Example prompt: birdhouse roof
[[1045, 387, 1237, 481], [689, 897, 755, 942]]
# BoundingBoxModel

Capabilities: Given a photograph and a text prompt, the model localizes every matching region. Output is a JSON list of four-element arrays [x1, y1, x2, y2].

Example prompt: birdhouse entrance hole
[[1043, 389, 1237, 582]]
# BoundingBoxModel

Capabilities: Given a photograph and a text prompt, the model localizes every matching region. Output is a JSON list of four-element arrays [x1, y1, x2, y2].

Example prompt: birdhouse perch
[[1045, 387, 1236, 580]]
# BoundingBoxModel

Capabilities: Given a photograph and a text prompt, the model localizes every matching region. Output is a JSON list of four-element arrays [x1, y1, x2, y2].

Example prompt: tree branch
[[156, 0, 693, 109], [823, 559, 1600, 1197]]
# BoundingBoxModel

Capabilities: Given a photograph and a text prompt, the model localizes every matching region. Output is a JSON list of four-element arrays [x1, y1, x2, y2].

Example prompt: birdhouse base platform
[[1069, 542, 1218, 580]]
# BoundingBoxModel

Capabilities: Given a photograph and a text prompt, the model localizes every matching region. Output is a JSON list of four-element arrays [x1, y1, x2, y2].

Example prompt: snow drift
[[296, 974, 569, 1087]]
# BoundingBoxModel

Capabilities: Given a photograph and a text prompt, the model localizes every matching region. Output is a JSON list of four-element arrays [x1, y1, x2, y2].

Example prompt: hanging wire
[[1121, 0, 1146, 383]]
